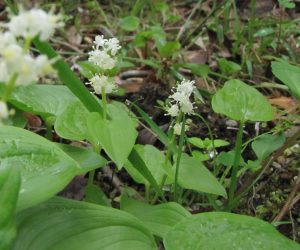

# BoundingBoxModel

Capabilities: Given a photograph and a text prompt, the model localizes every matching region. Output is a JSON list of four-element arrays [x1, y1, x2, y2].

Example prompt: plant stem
[[174, 115, 186, 202], [101, 87, 107, 120], [228, 121, 244, 203], [2, 74, 17, 102]]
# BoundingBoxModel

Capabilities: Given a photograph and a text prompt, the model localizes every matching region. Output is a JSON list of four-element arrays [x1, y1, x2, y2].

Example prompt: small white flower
[[0, 32, 17, 51], [8, 8, 63, 40], [176, 79, 195, 96], [15, 55, 38, 86], [94, 35, 105, 48], [181, 100, 194, 114], [105, 38, 121, 56], [0, 101, 9, 120], [88, 49, 116, 69], [87, 74, 116, 94], [167, 104, 179, 117], [34, 55, 54, 75]]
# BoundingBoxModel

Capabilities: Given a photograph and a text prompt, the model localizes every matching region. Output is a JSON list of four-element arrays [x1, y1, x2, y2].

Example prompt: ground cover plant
[[1, 0, 300, 249]]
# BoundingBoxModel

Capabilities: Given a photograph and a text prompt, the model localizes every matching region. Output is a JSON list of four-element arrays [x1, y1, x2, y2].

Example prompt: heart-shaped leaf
[[13, 197, 156, 250], [10, 85, 78, 118], [124, 144, 172, 186], [251, 133, 285, 161], [87, 112, 137, 169], [0, 166, 20, 250], [120, 16, 140, 31], [174, 154, 226, 197], [212, 79, 273, 122], [0, 126, 80, 211], [54, 101, 90, 141], [164, 212, 299, 250], [272, 61, 300, 100], [121, 196, 190, 238]]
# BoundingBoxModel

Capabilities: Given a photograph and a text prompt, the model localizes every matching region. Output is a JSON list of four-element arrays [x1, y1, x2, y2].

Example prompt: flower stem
[[174, 114, 186, 202], [228, 121, 244, 204]]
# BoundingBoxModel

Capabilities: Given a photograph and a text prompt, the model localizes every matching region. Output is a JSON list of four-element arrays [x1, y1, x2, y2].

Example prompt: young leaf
[[218, 58, 241, 75], [120, 16, 140, 31], [87, 112, 137, 169], [272, 61, 300, 100], [188, 137, 229, 149], [120, 196, 190, 238], [14, 197, 156, 250], [164, 212, 299, 250], [174, 153, 226, 197], [84, 184, 111, 207], [157, 41, 181, 58], [0, 126, 80, 211], [212, 79, 274, 122], [251, 134, 285, 161], [124, 144, 172, 186], [0, 166, 20, 250]]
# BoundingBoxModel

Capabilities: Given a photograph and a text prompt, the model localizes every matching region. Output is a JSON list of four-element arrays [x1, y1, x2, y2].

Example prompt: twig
[[273, 171, 300, 222]]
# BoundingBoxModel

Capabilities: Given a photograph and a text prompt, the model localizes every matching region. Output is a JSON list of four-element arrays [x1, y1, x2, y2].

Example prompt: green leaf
[[216, 151, 246, 167], [181, 63, 211, 78], [56, 143, 107, 174], [272, 61, 300, 100], [254, 28, 275, 38], [84, 184, 111, 207], [174, 154, 226, 197], [157, 41, 181, 58], [164, 212, 299, 250], [0, 166, 20, 250], [0, 126, 80, 211], [120, 16, 140, 31], [124, 144, 172, 186], [87, 109, 137, 169], [251, 134, 285, 161], [14, 197, 156, 250], [54, 101, 89, 141], [218, 59, 241, 75], [10, 85, 78, 118], [120, 196, 190, 238], [212, 79, 274, 122], [188, 137, 229, 149]]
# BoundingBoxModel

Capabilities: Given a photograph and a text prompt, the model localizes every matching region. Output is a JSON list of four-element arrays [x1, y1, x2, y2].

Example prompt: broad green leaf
[[87, 109, 137, 169], [120, 196, 190, 238], [191, 151, 210, 161], [3, 107, 27, 128], [188, 137, 229, 149], [84, 184, 111, 207], [218, 58, 241, 75], [14, 197, 156, 250], [120, 16, 140, 31], [56, 143, 107, 174], [164, 212, 299, 250], [124, 144, 172, 186], [0, 166, 20, 250], [174, 154, 226, 197], [10, 85, 78, 118], [0, 126, 80, 211], [54, 101, 89, 141], [272, 61, 300, 100], [212, 79, 274, 122], [251, 134, 285, 161]]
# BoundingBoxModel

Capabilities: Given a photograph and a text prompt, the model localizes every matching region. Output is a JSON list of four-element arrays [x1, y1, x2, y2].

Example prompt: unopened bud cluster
[[87, 35, 121, 94]]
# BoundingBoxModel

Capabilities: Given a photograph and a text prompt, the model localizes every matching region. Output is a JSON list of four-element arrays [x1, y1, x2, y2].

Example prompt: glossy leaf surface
[[14, 197, 156, 250], [164, 212, 299, 250]]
